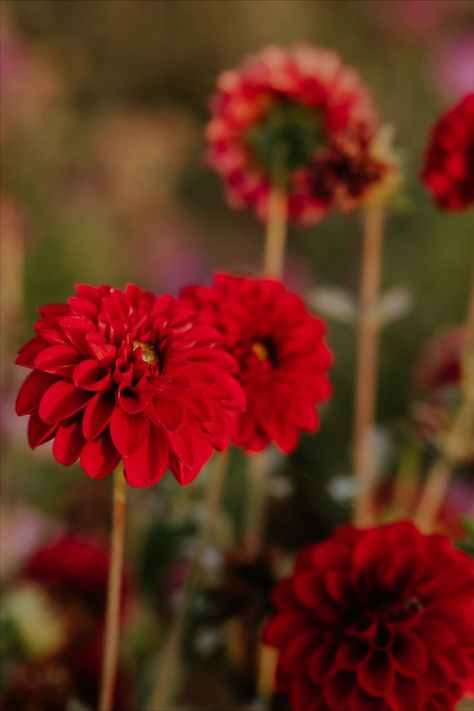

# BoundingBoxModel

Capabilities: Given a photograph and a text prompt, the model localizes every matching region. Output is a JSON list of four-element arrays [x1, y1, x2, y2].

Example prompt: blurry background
[[1, 1, 474, 709]]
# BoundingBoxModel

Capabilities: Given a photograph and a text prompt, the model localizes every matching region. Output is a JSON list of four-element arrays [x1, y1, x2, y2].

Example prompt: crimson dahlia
[[264, 521, 474, 711], [421, 93, 474, 211], [206, 44, 388, 224], [15, 284, 244, 486], [181, 274, 332, 453]]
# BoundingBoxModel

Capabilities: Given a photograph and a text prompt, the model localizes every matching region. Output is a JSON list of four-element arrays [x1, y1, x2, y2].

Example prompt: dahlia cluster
[[264, 522, 474, 711], [421, 93, 474, 211], [15, 278, 333, 482], [207, 44, 397, 223]]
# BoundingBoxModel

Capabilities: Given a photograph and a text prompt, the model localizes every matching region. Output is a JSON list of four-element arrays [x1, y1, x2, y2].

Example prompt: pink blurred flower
[[428, 34, 474, 101], [375, 0, 467, 43]]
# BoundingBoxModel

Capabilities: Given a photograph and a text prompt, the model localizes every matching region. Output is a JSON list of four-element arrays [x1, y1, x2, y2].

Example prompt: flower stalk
[[146, 450, 229, 710], [352, 204, 385, 527], [415, 265, 474, 531], [263, 185, 288, 278], [99, 463, 126, 711]]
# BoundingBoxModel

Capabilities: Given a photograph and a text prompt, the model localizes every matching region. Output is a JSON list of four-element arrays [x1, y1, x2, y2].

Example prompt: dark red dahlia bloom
[[421, 93, 474, 211], [411, 327, 465, 446], [15, 537, 133, 710], [181, 274, 332, 453], [207, 44, 380, 224], [24, 537, 116, 609], [264, 522, 474, 711], [15, 284, 244, 487], [311, 124, 392, 212]]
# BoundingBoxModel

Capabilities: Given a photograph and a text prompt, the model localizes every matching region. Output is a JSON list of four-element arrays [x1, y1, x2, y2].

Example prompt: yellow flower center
[[133, 340, 158, 366], [251, 341, 269, 362]]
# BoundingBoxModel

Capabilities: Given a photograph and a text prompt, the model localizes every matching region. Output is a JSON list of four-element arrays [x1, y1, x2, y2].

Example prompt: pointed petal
[[34, 344, 82, 377], [82, 391, 115, 440], [123, 425, 168, 487], [27, 413, 58, 448], [73, 359, 112, 391], [80, 434, 120, 479], [16, 371, 57, 415], [110, 408, 149, 456], [39, 380, 90, 424], [53, 420, 85, 465]]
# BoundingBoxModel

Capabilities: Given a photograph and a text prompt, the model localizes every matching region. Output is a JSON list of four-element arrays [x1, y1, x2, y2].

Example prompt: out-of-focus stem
[[415, 267, 474, 531], [262, 186, 288, 278], [146, 450, 229, 711], [99, 464, 126, 711], [242, 450, 271, 556], [352, 205, 386, 527]]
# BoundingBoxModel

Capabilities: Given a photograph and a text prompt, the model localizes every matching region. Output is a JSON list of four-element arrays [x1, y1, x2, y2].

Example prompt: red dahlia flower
[[206, 44, 386, 223], [24, 537, 116, 609], [421, 93, 474, 210], [15, 284, 244, 487], [264, 521, 474, 711], [181, 274, 332, 453]]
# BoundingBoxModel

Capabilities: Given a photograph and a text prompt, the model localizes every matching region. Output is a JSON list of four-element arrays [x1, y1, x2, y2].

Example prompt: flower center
[[251, 341, 269, 362], [246, 98, 326, 185], [133, 340, 158, 366]]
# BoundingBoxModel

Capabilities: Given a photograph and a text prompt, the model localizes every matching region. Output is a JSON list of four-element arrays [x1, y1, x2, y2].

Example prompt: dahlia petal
[[73, 360, 112, 391], [309, 645, 337, 683], [110, 408, 149, 456], [391, 631, 427, 676], [80, 434, 120, 479], [38, 303, 70, 318], [117, 385, 149, 414], [290, 675, 320, 711], [39, 380, 90, 424], [324, 670, 355, 709], [52, 420, 85, 466], [336, 639, 370, 669], [263, 610, 310, 646], [324, 569, 350, 602], [85, 334, 116, 365], [123, 425, 168, 487], [389, 674, 423, 711], [280, 631, 318, 674], [294, 571, 337, 618], [169, 451, 210, 486], [27, 413, 58, 448], [15, 371, 57, 415], [349, 688, 385, 711], [418, 620, 456, 649], [68, 296, 99, 319], [16, 337, 46, 367], [34, 321, 69, 345], [271, 577, 296, 608], [34, 344, 82, 377], [358, 650, 394, 697], [82, 392, 115, 440], [59, 315, 96, 333], [150, 395, 184, 431], [167, 423, 212, 470]]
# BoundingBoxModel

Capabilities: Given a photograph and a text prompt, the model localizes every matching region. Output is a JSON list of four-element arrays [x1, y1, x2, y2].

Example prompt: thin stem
[[146, 450, 229, 711], [352, 205, 385, 527], [242, 450, 270, 556], [99, 463, 126, 711], [262, 185, 288, 278], [415, 266, 474, 531]]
